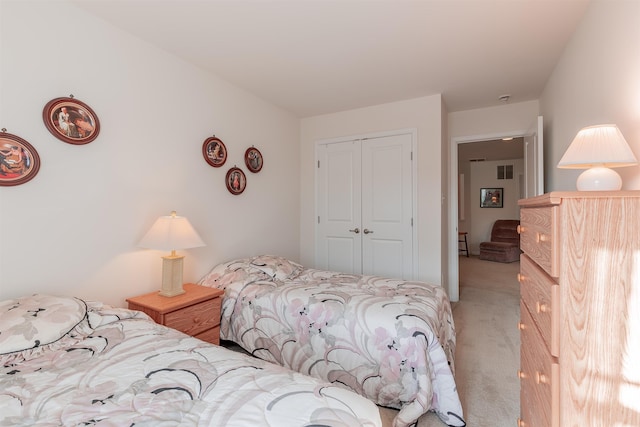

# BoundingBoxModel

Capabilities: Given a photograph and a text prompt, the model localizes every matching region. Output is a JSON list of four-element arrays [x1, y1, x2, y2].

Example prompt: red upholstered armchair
[[479, 219, 521, 263]]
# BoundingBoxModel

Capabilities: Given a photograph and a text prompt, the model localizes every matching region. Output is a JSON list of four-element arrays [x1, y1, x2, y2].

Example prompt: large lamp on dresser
[[557, 124, 638, 191], [139, 211, 205, 297]]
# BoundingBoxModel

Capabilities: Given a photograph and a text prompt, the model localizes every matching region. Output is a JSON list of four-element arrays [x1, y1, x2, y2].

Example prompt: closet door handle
[[349, 228, 360, 234], [363, 229, 374, 234]]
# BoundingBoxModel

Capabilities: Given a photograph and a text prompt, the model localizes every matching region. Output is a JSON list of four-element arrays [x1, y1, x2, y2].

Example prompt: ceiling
[[71, 0, 590, 118]]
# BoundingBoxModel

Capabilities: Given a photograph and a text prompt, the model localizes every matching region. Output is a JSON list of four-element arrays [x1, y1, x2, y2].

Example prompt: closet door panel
[[316, 140, 362, 274], [361, 134, 413, 279]]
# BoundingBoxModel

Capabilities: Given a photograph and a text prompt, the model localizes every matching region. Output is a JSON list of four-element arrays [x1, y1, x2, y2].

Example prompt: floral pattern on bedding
[[249, 255, 304, 280], [0, 295, 382, 427], [0, 294, 97, 365], [199, 258, 465, 427]]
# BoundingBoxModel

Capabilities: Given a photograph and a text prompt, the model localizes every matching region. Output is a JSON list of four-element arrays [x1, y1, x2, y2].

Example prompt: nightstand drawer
[[195, 326, 220, 345], [165, 297, 221, 337], [519, 255, 559, 357], [520, 206, 559, 277]]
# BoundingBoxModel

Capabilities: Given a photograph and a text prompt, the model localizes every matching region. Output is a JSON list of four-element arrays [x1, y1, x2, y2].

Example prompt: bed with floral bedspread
[[0, 293, 382, 427], [198, 255, 465, 427]]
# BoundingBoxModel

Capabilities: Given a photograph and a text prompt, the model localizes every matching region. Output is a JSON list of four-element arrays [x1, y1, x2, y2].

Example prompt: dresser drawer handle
[[536, 301, 549, 313], [517, 370, 526, 379], [535, 371, 549, 384], [518, 418, 526, 427], [517, 273, 524, 283], [517, 225, 522, 234], [517, 322, 525, 331], [535, 232, 549, 243]]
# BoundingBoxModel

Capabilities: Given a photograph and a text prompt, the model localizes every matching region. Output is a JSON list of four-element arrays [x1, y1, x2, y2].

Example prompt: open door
[[449, 116, 543, 303], [524, 116, 544, 197]]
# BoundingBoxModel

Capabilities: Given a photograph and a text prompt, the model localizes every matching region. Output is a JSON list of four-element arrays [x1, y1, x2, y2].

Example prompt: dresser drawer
[[519, 301, 559, 427], [520, 206, 559, 277], [164, 298, 221, 337], [519, 255, 559, 357]]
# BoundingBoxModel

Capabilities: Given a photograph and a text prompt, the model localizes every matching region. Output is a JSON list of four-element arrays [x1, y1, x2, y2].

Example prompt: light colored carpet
[[380, 255, 521, 426]]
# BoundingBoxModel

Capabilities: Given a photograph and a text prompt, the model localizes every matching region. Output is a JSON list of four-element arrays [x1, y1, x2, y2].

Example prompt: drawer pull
[[535, 232, 549, 243], [516, 225, 522, 234], [517, 273, 524, 283], [517, 370, 526, 379], [535, 371, 548, 384], [518, 418, 525, 427], [517, 322, 525, 330], [536, 301, 548, 313]]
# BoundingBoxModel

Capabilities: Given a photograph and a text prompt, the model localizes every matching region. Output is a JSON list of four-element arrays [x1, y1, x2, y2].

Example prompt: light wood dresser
[[517, 191, 640, 427], [127, 283, 223, 345]]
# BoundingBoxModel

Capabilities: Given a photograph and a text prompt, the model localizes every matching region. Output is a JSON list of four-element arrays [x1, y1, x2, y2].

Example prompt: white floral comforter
[[0, 294, 382, 427], [198, 256, 465, 427]]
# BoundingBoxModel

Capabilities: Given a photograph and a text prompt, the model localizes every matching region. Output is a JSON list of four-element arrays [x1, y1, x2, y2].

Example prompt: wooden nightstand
[[126, 283, 224, 345]]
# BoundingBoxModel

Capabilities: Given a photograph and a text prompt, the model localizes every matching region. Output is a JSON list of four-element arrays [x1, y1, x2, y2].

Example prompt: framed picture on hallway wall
[[480, 187, 503, 208]]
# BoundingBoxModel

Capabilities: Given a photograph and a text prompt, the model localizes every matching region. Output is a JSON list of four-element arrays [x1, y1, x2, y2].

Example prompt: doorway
[[447, 134, 524, 301], [447, 116, 543, 302], [457, 138, 524, 259]]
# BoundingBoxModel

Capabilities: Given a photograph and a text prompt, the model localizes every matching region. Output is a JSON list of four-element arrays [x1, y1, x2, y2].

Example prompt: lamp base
[[576, 167, 622, 191], [159, 254, 186, 297], [159, 288, 186, 297]]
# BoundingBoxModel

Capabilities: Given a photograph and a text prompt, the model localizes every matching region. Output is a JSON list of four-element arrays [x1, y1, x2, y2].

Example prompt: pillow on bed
[[249, 255, 304, 280], [0, 294, 90, 358], [198, 258, 271, 289]]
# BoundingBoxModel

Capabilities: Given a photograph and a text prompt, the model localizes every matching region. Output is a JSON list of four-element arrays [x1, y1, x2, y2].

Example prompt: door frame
[[314, 128, 419, 279], [448, 129, 527, 302]]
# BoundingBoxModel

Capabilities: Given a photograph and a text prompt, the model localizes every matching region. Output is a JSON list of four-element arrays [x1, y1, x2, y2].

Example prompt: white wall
[[449, 100, 540, 141], [0, 1, 300, 306], [458, 165, 472, 233], [440, 98, 450, 290], [540, 0, 640, 191], [300, 95, 444, 285], [469, 159, 523, 255]]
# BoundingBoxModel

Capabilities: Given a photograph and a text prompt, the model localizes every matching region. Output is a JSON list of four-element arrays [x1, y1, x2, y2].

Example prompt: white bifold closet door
[[315, 132, 414, 279]]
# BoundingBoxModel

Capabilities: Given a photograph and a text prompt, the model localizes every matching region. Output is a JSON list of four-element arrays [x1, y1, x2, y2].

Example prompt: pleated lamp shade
[[557, 124, 637, 191], [139, 211, 205, 297]]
